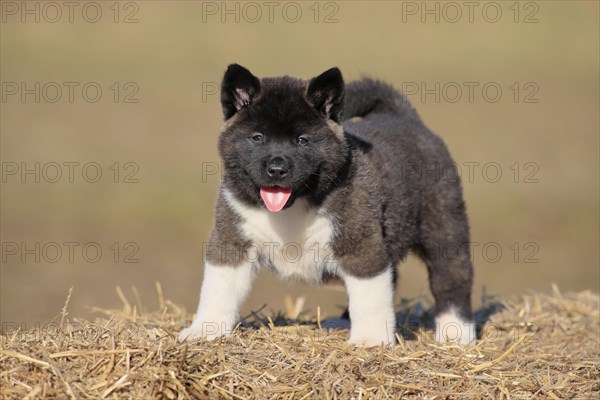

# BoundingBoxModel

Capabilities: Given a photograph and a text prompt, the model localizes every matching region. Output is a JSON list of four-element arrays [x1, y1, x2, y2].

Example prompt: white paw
[[178, 320, 233, 342], [178, 326, 201, 342], [348, 334, 394, 347], [435, 307, 477, 345]]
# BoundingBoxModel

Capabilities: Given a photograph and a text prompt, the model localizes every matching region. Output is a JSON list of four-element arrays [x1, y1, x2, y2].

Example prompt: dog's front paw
[[178, 326, 200, 341], [178, 320, 234, 342]]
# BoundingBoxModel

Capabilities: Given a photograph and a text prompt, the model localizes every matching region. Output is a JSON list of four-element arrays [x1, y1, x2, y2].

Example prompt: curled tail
[[343, 78, 419, 121]]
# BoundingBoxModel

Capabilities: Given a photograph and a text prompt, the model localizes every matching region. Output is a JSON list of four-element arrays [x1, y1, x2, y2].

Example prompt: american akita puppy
[[179, 64, 475, 345]]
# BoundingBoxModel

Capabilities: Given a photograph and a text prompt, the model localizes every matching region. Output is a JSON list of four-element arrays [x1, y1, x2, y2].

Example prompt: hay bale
[[1, 284, 598, 399]]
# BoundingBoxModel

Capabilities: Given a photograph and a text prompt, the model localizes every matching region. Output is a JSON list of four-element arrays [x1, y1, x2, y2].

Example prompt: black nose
[[266, 157, 289, 178]]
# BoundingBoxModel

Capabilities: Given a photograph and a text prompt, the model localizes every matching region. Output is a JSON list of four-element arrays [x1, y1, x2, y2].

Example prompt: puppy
[[179, 65, 475, 345]]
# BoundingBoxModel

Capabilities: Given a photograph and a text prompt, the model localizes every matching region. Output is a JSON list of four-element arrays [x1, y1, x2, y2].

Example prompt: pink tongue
[[260, 187, 292, 212]]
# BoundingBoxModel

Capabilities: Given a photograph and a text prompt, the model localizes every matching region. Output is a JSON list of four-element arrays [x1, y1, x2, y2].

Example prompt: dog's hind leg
[[418, 192, 476, 345]]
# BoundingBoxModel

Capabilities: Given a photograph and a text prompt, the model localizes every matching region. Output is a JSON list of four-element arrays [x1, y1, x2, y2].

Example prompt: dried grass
[[1, 284, 598, 399]]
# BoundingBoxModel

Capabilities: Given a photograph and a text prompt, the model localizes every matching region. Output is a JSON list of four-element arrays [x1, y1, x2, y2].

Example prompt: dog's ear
[[221, 64, 261, 120], [307, 67, 344, 122]]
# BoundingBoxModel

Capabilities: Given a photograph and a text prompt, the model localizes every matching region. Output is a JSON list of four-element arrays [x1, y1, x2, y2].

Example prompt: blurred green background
[[1, 1, 598, 329]]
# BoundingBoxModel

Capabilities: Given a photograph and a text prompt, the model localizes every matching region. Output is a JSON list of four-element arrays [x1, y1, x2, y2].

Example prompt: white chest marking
[[224, 189, 338, 283]]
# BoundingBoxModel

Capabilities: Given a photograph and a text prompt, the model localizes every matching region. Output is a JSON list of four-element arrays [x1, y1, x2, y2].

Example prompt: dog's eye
[[296, 136, 309, 145], [251, 133, 264, 143]]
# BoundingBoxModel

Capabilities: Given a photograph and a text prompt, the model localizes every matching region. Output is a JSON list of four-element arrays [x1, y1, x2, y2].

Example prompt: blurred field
[[1, 1, 599, 329]]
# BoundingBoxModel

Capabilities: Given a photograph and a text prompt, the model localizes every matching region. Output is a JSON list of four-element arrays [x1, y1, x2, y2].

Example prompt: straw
[[1, 287, 598, 399]]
